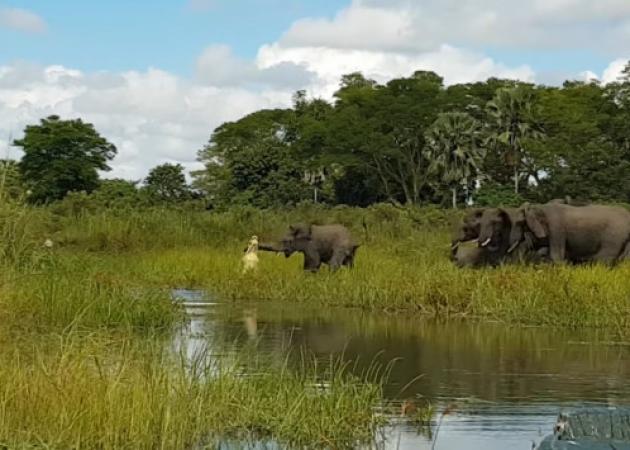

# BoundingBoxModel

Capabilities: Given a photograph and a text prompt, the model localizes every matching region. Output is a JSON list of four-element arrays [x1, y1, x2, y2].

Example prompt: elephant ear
[[524, 207, 548, 239], [291, 223, 312, 240]]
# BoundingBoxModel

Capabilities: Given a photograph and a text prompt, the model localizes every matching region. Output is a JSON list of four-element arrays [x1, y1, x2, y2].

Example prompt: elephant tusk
[[480, 238, 491, 247], [507, 241, 520, 253], [451, 242, 460, 250]]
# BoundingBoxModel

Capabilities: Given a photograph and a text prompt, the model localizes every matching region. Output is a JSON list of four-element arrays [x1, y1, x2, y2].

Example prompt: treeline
[[195, 64, 630, 209], [5, 63, 630, 210]]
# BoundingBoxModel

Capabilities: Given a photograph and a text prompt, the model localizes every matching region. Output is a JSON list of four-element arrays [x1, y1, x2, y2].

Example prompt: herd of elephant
[[451, 198, 630, 268], [253, 198, 630, 273]]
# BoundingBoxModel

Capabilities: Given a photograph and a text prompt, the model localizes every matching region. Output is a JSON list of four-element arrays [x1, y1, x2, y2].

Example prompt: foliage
[[485, 85, 544, 194], [424, 112, 485, 208], [195, 109, 312, 208], [475, 181, 525, 207], [14, 115, 117, 203], [144, 163, 191, 204]]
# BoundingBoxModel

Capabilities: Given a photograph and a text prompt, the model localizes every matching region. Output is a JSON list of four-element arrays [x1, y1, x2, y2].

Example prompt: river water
[[172, 290, 630, 450]]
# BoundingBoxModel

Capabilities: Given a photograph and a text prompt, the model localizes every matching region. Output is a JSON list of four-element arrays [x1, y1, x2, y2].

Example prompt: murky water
[[172, 289, 630, 449]]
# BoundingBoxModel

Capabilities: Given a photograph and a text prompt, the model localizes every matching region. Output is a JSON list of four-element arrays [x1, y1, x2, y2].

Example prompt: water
[[172, 290, 630, 449]]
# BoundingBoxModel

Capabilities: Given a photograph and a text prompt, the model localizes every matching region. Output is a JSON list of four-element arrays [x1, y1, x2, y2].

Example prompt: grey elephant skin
[[507, 204, 630, 265], [258, 223, 359, 272]]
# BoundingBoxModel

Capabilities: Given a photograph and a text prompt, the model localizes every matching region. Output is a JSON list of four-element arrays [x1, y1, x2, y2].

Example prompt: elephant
[[500, 203, 630, 265], [258, 223, 359, 272], [451, 208, 545, 267], [476, 207, 551, 264]]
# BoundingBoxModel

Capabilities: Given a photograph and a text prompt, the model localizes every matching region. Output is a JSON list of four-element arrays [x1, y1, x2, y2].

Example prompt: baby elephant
[[259, 223, 359, 272]]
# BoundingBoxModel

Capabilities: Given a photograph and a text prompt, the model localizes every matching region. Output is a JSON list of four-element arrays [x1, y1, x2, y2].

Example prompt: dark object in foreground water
[[536, 407, 630, 449]]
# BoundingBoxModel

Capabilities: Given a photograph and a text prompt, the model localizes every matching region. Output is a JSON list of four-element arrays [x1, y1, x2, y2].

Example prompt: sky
[[1, 0, 629, 181]]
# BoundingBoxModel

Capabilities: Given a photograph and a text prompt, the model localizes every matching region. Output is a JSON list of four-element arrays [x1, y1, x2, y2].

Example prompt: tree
[[424, 112, 485, 208], [144, 163, 190, 203], [194, 109, 311, 208], [486, 86, 544, 194], [326, 71, 444, 204], [531, 82, 630, 202], [14, 115, 117, 203], [92, 179, 143, 208]]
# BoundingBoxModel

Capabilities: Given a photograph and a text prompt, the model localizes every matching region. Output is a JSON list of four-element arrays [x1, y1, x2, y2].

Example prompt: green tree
[[326, 71, 444, 204], [92, 179, 143, 208], [531, 81, 630, 202], [424, 112, 485, 208], [144, 163, 190, 203], [14, 115, 117, 203], [486, 86, 544, 194], [194, 109, 311, 208]]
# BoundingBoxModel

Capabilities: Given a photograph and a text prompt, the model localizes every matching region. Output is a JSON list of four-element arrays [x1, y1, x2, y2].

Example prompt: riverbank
[[3, 203, 630, 330]]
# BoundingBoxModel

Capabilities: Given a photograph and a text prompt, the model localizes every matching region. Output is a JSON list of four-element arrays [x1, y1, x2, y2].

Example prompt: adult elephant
[[258, 223, 359, 272], [473, 207, 550, 265], [497, 204, 630, 265]]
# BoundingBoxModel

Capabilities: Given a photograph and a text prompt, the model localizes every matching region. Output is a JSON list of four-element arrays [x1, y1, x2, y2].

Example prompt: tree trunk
[[313, 187, 318, 203], [452, 187, 457, 209], [511, 133, 519, 195]]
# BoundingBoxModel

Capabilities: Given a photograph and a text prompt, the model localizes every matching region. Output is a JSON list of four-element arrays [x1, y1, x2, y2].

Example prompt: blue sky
[[0, 0, 628, 179], [0, 0, 347, 75]]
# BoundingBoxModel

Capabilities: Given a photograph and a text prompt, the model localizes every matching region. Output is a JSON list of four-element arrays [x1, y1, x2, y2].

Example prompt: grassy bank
[[0, 332, 387, 449], [3, 201, 630, 330], [82, 242, 630, 331]]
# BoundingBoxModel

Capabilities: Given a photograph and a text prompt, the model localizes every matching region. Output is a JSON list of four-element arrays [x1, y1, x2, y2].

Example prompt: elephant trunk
[[257, 242, 282, 253]]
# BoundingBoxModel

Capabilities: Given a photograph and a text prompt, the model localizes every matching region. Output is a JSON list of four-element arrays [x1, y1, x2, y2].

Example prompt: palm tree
[[486, 86, 544, 194], [424, 112, 485, 208]]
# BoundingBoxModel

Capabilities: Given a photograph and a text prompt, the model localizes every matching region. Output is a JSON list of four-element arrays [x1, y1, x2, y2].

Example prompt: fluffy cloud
[[258, 43, 534, 98], [196, 44, 315, 89], [0, 6, 46, 33], [280, 0, 630, 53], [0, 62, 291, 180], [578, 58, 629, 84]]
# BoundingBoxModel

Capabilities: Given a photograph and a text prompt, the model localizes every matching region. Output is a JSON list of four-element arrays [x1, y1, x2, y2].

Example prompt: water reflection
[[172, 290, 630, 449]]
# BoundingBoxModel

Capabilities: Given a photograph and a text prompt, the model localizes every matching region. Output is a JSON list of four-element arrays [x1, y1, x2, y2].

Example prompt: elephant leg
[[592, 246, 621, 266], [548, 234, 566, 263], [328, 249, 348, 271], [303, 252, 321, 272]]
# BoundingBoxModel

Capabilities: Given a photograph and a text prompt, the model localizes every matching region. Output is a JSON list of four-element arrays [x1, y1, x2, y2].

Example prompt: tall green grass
[[3, 199, 630, 330], [0, 332, 387, 449]]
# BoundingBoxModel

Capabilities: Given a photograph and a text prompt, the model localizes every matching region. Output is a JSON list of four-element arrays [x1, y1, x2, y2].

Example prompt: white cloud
[[280, 0, 630, 53], [0, 63, 290, 180], [601, 58, 629, 84], [258, 44, 534, 98], [196, 44, 315, 89], [580, 58, 630, 84], [0, 7, 46, 33]]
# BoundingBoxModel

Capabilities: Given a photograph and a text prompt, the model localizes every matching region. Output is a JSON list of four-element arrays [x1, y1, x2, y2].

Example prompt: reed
[[0, 331, 387, 449]]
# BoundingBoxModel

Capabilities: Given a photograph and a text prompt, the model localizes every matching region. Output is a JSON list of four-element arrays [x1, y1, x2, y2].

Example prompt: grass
[[3, 200, 627, 330], [92, 242, 630, 331], [0, 331, 387, 449]]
